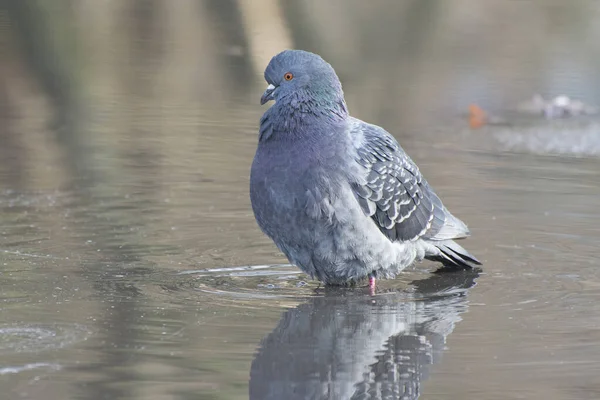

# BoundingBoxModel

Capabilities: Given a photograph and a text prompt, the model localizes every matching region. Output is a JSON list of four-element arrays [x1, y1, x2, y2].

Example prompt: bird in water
[[250, 50, 481, 292]]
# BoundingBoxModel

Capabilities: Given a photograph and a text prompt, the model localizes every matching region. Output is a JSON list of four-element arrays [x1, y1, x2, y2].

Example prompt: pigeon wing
[[350, 120, 450, 242]]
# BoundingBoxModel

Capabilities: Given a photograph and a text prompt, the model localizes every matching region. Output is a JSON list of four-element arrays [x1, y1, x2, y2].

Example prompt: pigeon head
[[260, 50, 346, 115]]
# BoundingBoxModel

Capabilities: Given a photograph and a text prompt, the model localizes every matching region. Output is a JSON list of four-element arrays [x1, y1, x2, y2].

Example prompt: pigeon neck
[[280, 90, 348, 121], [259, 87, 349, 143], [265, 100, 346, 140]]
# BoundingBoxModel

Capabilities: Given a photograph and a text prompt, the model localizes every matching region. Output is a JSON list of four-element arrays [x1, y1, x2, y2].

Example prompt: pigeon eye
[[284, 72, 294, 81]]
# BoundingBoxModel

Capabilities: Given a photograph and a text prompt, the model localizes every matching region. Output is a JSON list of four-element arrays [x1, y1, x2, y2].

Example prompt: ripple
[[176, 264, 298, 277], [0, 362, 62, 375], [170, 264, 318, 301], [0, 323, 92, 354], [0, 190, 63, 209], [168, 264, 434, 304]]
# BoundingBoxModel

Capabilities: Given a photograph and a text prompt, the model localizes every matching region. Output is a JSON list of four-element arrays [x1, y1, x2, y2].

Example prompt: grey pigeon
[[250, 50, 481, 288]]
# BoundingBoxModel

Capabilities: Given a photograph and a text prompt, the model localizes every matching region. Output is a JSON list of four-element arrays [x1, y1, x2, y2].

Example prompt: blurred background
[[1, 1, 600, 399], [2, 0, 600, 190]]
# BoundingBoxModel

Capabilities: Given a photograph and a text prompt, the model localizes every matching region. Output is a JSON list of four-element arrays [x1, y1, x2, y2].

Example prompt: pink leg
[[368, 275, 376, 295]]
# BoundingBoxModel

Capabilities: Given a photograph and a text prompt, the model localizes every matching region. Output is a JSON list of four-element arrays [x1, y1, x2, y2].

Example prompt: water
[[2, 1, 600, 399]]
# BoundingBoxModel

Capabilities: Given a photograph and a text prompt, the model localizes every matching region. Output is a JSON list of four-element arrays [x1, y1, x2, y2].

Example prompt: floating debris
[[517, 94, 599, 119], [467, 104, 507, 129]]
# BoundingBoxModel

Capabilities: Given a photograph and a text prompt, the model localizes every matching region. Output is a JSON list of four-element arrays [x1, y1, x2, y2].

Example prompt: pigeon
[[250, 50, 481, 289]]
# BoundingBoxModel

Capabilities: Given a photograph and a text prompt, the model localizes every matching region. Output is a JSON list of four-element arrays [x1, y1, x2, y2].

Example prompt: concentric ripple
[[171, 264, 317, 301], [168, 264, 433, 304]]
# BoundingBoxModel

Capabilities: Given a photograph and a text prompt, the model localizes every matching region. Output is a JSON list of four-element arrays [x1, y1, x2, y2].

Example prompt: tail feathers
[[426, 239, 482, 269], [429, 211, 471, 241]]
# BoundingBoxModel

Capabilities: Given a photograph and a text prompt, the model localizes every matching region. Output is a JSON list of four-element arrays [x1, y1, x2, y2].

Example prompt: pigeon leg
[[368, 274, 376, 295]]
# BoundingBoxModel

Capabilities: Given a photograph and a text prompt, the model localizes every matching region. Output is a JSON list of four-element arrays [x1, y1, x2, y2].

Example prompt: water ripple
[[0, 362, 62, 375], [0, 323, 92, 354]]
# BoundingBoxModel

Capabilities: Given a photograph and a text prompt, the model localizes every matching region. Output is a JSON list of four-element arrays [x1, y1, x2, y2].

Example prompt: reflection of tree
[[0, 60, 24, 188], [203, 0, 256, 92], [2, 0, 92, 185], [250, 269, 480, 400]]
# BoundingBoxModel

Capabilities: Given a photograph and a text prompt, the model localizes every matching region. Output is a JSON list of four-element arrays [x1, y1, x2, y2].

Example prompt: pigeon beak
[[260, 84, 276, 105]]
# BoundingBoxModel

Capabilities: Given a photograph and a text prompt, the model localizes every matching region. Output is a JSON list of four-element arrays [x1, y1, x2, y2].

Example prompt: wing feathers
[[351, 119, 470, 243]]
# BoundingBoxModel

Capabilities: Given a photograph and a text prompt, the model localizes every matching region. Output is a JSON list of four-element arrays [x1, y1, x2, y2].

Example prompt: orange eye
[[284, 72, 294, 81]]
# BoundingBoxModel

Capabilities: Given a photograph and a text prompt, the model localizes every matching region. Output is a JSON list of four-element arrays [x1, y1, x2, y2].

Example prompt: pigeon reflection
[[250, 269, 480, 400]]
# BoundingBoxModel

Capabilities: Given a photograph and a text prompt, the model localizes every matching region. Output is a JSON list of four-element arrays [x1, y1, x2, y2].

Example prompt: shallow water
[[2, 120, 600, 399], [2, 1, 600, 399]]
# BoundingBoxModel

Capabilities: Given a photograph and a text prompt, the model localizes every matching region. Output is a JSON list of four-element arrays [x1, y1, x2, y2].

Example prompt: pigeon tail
[[429, 212, 471, 241], [426, 239, 482, 269]]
